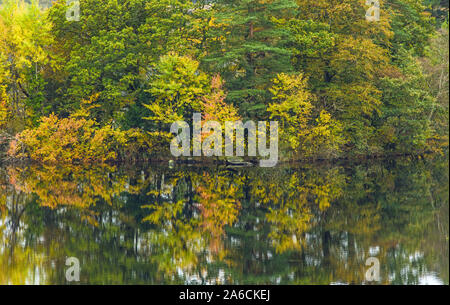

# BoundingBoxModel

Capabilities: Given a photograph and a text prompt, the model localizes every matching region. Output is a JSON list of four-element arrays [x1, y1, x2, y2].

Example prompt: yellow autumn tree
[[201, 75, 240, 124], [268, 73, 313, 152], [0, 0, 54, 130], [7, 95, 156, 163], [268, 73, 346, 160], [144, 53, 210, 124], [0, 53, 9, 130]]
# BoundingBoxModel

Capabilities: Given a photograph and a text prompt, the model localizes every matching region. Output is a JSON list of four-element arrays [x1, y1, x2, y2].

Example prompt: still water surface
[[0, 157, 448, 284]]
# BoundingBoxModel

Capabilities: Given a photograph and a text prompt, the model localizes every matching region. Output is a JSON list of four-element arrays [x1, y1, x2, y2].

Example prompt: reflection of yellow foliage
[[0, 179, 47, 284], [141, 171, 243, 276], [251, 166, 345, 253], [143, 198, 206, 275], [7, 164, 144, 212], [196, 173, 241, 240], [0, 157, 445, 284], [0, 239, 46, 284]]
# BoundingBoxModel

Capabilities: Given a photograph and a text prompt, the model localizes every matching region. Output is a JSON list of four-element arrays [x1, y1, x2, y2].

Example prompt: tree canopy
[[0, 0, 448, 162]]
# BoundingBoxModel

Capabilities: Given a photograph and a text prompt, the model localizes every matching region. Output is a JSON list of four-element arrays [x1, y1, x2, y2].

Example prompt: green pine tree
[[204, 0, 298, 118]]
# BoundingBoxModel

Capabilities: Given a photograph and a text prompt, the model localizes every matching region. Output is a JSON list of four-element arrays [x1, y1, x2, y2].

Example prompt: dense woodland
[[0, 0, 448, 163]]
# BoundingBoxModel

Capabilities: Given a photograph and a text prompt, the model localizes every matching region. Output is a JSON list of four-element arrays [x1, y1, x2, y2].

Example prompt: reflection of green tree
[[141, 169, 243, 283], [0, 158, 448, 284], [249, 166, 345, 254], [1, 164, 154, 284], [0, 188, 47, 284], [218, 165, 346, 284], [302, 157, 449, 285]]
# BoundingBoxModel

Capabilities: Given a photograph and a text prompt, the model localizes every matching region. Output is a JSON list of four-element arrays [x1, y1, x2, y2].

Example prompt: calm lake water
[[0, 157, 448, 285]]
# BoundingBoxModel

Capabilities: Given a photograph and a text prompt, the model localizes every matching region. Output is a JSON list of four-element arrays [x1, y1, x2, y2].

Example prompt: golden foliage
[[268, 73, 347, 159], [7, 113, 157, 163]]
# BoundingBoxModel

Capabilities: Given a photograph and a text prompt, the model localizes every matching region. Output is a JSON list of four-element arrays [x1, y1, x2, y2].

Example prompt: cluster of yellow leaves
[[327, 36, 389, 120], [268, 73, 347, 159], [201, 75, 240, 123], [201, 74, 241, 153], [0, 0, 54, 129], [0, 54, 9, 129], [7, 92, 165, 162], [8, 114, 118, 162], [0, 1, 52, 69], [196, 173, 241, 239], [268, 73, 313, 151], [302, 110, 346, 159], [7, 113, 157, 163], [250, 166, 346, 253], [0, 100, 9, 130], [144, 53, 209, 124]]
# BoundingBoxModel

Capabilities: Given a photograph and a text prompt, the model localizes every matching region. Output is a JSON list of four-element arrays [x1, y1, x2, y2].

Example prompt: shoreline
[[1, 150, 445, 168]]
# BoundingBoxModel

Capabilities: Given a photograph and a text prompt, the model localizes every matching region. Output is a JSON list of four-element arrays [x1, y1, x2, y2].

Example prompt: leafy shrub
[[8, 114, 160, 163]]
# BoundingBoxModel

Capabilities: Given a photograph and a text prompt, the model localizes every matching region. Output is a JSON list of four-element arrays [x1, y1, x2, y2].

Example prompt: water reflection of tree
[[0, 158, 448, 284], [0, 174, 44, 284]]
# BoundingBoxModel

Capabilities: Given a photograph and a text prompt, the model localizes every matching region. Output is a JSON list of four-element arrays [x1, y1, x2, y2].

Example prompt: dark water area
[[0, 157, 448, 284]]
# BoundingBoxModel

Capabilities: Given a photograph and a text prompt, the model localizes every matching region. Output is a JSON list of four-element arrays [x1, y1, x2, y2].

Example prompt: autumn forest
[[0, 0, 448, 286], [0, 0, 448, 162]]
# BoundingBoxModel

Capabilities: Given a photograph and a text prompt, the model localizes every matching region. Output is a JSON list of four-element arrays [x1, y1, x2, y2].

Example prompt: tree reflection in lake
[[0, 157, 448, 284]]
